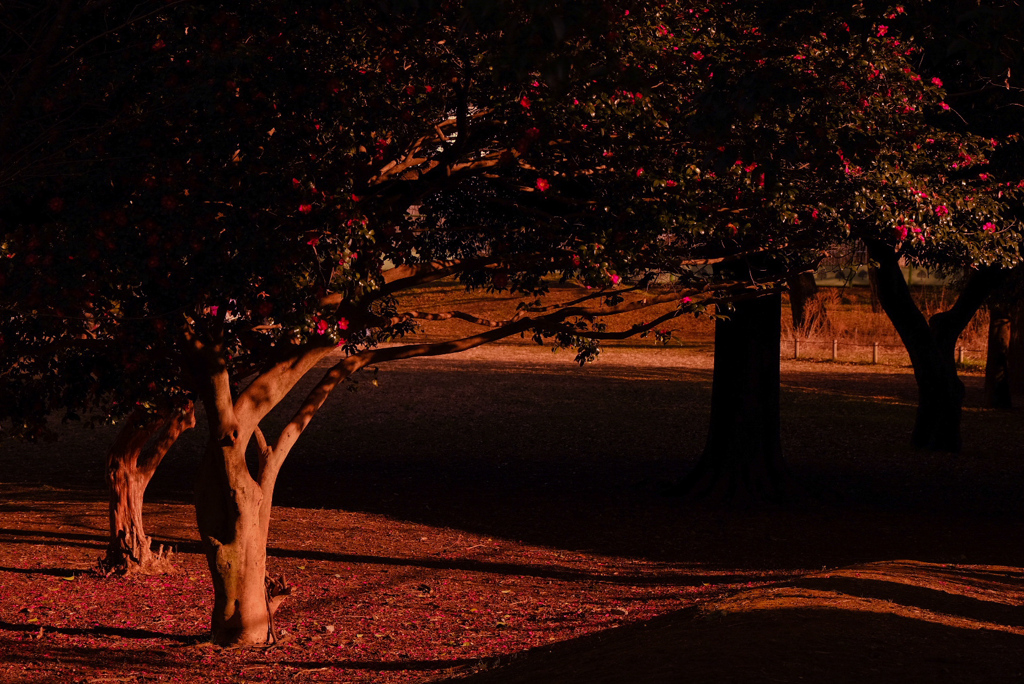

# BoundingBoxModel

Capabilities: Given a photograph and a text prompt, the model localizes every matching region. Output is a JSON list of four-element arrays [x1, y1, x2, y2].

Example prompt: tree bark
[[103, 404, 195, 574], [865, 239, 1001, 452], [671, 292, 789, 502], [787, 271, 823, 334], [1008, 299, 1024, 400], [985, 302, 1012, 409], [195, 428, 284, 647]]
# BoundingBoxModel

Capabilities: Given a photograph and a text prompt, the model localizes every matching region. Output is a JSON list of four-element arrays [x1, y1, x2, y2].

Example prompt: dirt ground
[[1, 344, 1023, 683]]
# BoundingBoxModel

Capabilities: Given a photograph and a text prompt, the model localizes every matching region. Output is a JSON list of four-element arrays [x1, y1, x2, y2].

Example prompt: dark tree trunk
[[102, 405, 195, 574], [1008, 300, 1024, 400], [787, 272, 823, 334], [985, 303, 1012, 409], [671, 292, 788, 502], [865, 239, 1001, 452], [868, 264, 883, 313]]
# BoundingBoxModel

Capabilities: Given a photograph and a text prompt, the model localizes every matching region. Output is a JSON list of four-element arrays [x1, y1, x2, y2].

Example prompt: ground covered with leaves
[[1, 345, 1023, 682]]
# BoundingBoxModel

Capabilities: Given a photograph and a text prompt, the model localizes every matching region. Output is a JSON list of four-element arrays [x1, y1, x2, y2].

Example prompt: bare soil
[[1, 344, 1023, 683]]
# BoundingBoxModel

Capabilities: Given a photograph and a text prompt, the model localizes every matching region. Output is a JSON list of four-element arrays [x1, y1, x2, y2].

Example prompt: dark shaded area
[[2, 352, 1023, 574], [792, 576, 1024, 629], [443, 604, 1024, 684]]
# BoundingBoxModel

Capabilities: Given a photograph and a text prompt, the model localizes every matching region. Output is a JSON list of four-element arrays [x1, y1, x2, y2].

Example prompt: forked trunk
[[865, 239, 999, 453], [103, 405, 195, 574], [195, 429, 287, 647], [671, 293, 789, 502]]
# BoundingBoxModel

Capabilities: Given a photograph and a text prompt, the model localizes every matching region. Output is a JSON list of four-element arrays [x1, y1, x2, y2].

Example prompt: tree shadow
[[437, 588, 1024, 683], [278, 657, 483, 672], [0, 620, 202, 643], [264, 546, 787, 587]]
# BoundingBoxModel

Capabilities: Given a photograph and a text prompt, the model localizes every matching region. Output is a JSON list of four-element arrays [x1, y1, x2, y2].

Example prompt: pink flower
[[877, 25, 888, 36], [941, 102, 950, 111], [315, 318, 329, 335], [931, 77, 943, 87], [299, 204, 313, 213], [307, 236, 320, 246], [610, 275, 621, 285], [536, 178, 550, 192], [983, 222, 996, 232], [338, 318, 350, 330], [691, 51, 704, 61], [934, 205, 949, 216], [666, 180, 678, 187], [520, 96, 531, 109], [636, 168, 644, 177], [210, 306, 219, 317], [896, 225, 908, 240], [979, 173, 990, 181], [681, 296, 692, 304], [571, 254, 581, 266]]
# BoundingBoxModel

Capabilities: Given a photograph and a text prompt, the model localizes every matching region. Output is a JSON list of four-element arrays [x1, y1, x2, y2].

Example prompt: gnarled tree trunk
[[866, 239, 1001, 452], [102, 404, 195, 574], [671, 292, 789, 502], [195, 431, 279, 646]]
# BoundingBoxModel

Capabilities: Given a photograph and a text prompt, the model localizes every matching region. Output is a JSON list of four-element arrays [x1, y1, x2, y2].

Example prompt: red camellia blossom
[[520, 96, 531, 109], [934, 205, 949, 216], [931, 77, 943, 87], [876, 25, 888, 36], [338, 318, 350, 331], [536, 178, 550, 192], [983, 222, 996, 232], [299, 204, 313, 213]]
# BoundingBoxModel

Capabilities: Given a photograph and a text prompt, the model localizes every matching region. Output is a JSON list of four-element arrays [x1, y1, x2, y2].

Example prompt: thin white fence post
[[832, 339, 838, 361], [794, 338, 800, 360], [958, 347, 965, 364], [872, 342, 879, 364]]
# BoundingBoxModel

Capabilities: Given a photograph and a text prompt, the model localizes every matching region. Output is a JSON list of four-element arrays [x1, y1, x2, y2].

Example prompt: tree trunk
[[102, 405, 195, 574], [787, 271, 823, 334], [195, 421, 287, 647], [671, 292, 789, 502], [985, 302, 1012, 409], [1008, 299, 1024, 400], [868, 264, 883, 313], [865, 239, 1001, 452]]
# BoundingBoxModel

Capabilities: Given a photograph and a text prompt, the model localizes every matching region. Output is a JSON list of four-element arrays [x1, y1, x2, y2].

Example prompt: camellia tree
[[859, 0, 1024, 448], [2, 0, 780, 644]]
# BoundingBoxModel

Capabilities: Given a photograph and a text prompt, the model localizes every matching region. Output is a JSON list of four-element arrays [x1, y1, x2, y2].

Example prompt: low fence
[[784, 338, 986, 366]]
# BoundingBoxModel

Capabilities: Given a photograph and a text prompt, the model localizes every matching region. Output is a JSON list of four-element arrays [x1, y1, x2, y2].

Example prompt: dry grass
[[781, 287, 990, 367], [396, 280, 991, 369]]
